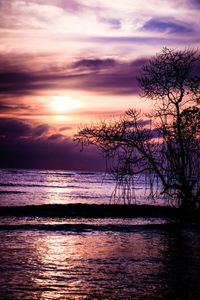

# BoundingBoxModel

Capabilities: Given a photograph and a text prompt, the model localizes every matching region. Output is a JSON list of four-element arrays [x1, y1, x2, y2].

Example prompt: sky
[[0, 0, 199, 170]]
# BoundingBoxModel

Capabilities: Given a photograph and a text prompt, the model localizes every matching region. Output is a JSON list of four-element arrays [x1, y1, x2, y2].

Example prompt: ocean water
[[0, 168, 200, 300], [0, 168, 165, 207], [0, 168, 114, 207]]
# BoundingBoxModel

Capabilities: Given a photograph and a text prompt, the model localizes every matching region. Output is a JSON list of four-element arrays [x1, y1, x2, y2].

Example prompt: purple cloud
[[0, 56, 149, 99], [89, 36, 181, 44], [32, 124, 50, 136], [72, 58, 116, 69], [186, 0, 200, 8], [0, 70, 52, 96], [56, 0, 83, 13], [142, 18, 194, 34], [1, 53, 199, 111], [99, 17, 121, 29], [48, 133, 64, 140], [0, 118, 31, 137], [0, 118, 50, 138], [0, 118, 104, 171]]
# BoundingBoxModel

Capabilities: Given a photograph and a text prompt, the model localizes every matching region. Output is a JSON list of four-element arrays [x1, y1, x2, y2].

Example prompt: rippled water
[[0, 168, 165, 206], [0, 225, 200, 300], [0, 169, 112, 206], [0, 169, 200, 299]]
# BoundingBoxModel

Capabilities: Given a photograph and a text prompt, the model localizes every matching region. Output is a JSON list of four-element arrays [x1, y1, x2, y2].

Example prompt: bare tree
[[75, 48, 200, 211]]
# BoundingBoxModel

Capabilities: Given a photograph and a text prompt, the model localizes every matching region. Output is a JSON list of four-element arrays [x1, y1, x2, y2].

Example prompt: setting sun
[[51, 96, 80, 113]]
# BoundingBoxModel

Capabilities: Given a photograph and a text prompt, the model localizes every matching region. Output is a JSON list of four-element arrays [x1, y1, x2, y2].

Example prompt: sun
[[51, 96, 80, 113]]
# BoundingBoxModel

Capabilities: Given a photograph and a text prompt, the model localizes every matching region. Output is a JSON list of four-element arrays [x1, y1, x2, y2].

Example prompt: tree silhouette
[[75, 48, 200, 212]]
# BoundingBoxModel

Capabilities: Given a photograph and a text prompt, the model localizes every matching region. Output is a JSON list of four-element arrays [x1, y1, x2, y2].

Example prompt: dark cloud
[[0, 118, 50, 138], [72, 58, 116, 69], [0, 118, 31, 137], [32, 124, 50, 136], [0, 103, 31, 112], [185, 0, 200, 8], [1, 53, 199, 102], [0, 56, 149, 97], [74, 71, 139, 95], [193, 0, 200, 6], [142, 18, 193, 34], [0, 118, 104, 171], [48, 133, 64, 140], [70, 58, 150, 95], [0, 70, 65, 96]]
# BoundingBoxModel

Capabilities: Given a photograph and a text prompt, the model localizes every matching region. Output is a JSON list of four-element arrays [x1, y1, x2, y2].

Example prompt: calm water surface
[[0, 169, 199, 299]]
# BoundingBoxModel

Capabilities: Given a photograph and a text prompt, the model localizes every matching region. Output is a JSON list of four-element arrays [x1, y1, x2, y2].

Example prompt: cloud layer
[[0, 57, 145, 96], [1, 0, 199, 57], [0, 118, 104, 170]]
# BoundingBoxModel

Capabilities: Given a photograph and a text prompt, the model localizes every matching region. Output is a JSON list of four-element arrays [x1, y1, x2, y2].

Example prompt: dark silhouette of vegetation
[[75, 48, 200, 213]]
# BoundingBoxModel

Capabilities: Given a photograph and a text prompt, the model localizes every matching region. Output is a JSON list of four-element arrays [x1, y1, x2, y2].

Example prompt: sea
[[0, 168, 166, 207], [0, 168, 200, 300]]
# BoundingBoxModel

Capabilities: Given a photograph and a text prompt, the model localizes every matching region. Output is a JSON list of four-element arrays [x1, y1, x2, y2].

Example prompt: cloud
[[0, 118, 50, 138], [22, 0, 90, 14], [89, 36, 176, 44], [0, 56, 149, 98], [185, 0, 200, 8], [48, 133, 64, 140], [59, 126, 73, 131], [0, 0, 199, 61], [142, 18, 194, 34], [52, 0, 84, 13], [0, 71, 39, 95], [0, 118, 104, 170], [32, 124, 50, 136], [0, 118, 31, 137], [99, 17, 121, 29], [69, 57, 149, 95], [87, 35, 200, 47], [193, 0, 200, 6], [0, 103, 31, 112], [72, 58, 117, 69]]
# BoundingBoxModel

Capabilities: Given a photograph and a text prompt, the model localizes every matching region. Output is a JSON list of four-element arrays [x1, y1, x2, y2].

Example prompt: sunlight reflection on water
[[0, 169, 199, 299], [0, 169, 166, 206], [0, 228, 200, 299]]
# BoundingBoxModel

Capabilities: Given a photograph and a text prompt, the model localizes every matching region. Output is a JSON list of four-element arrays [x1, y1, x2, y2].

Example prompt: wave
[[47, 172, 75, 177], [78, 172, 96, 175], [0, 183, 84, 189], [0, 223, 177, 232], [0, 191, 26, 194], [72, 195, 107, 199], [0, 169, 75, 176]]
